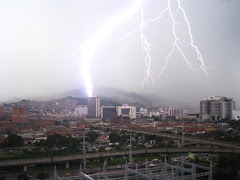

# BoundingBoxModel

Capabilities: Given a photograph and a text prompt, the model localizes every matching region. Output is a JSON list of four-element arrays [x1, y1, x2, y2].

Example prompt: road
[[0, 147, 239, 167]]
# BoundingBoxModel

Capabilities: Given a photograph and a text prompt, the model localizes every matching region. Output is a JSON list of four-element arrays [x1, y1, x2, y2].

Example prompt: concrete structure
[[116, 104, 136, 119], [87, 97, 100, 118], [11, 107, 29, 124], [200, 96, 236, 121], [54, 159, 212, 180], [0, 147, 238, 167], [74, 105, 88, 116], [101, 106, 116, 120]]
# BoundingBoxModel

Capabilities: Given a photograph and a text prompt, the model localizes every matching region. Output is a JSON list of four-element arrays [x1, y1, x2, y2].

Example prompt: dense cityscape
[[0, 95, 240, 179], [0, 0, 239, 179]]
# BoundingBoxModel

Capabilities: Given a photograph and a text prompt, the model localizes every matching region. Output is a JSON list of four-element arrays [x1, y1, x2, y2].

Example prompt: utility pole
[[129, 131, 132, 164], [182, 119, 185, 148], [83, 131, 86, 171]]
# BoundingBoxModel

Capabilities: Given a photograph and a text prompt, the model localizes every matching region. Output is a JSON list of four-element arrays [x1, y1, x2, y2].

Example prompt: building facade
[[87, 97, 100, 118], [74, 105, 88, 116], [101, 106, 116, 120], [11, 107, 29, 124], [116, 104, 136, 119], [200, 96, 236, 121]]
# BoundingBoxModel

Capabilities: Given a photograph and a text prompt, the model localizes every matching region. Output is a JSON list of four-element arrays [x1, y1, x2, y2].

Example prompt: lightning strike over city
[[81, 0, 208, 94], [80, 0, 139, 97], [0, 0, 239, 178]]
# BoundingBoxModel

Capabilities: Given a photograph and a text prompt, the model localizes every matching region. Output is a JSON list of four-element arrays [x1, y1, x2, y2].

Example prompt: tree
[[121, 135, 129, 143], [46, 134, 66, 147], [7, 134, 24, 149], [6, 130, 12, 136], [215, 155, 240, 180], [18, 174, 29, 180], [86, 131, 98, 144], [156, 136, 163, 143], [0, 177, 6, 180], [37, 172, 49, 180], [109, 133, 121, 143]]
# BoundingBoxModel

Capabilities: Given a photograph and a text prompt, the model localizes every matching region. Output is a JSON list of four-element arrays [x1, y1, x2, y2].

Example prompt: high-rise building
[[116, 104, 136, 119], [200, 96, 236, 121], [101, 106, 116, 120], [87, 97, 100, 118], [11, 107, 29, 124]]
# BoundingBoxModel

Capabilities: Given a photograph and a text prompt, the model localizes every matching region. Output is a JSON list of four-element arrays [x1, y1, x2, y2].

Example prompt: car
[[128, 162, 134, 165], [171, 158, 178, 163], [27, 175, 33, 178], [137, 161, 143, 164], [148, 164, 156, 168], [152, 158, 159, 162], [65, 173, 71, 177]]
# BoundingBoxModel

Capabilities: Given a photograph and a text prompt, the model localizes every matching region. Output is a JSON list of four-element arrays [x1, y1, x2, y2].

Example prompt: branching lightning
[[136, 0, 208, 86], [139, 0, 154, 87], [77, 0, 207, 95]]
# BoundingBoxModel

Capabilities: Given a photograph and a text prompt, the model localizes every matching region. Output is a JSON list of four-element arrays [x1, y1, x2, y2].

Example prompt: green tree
[[86, 131, 98, 144], [109, 133, 121, 143], [156, 136, 163, 143], [0, 176, 6, 180], [215, 155, 240, 180], [6, 130, 12, 136], [115, 145, 122, 151], [18, 174, 29, 180], [46, 134, 66, 147], [37, 172, 49, 180], [121, 135, 129, 143], [7, 134, 24, 149]]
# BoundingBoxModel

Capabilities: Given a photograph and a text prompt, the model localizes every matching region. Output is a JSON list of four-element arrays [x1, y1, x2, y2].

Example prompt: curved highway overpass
[[0, 147, 239, 167]]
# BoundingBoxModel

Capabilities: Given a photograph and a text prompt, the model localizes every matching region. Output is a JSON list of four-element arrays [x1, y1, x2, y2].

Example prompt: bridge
[[0, 147, 239, 167], [89, 125, 240, 149]]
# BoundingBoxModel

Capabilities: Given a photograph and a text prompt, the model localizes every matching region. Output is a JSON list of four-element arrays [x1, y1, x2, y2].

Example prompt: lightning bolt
[[77, 0, 207, 95], [139, 0, 154, 87], [159, 0, 197, 77], [79, 1, 140, 97], [131, 0, 207, 84]]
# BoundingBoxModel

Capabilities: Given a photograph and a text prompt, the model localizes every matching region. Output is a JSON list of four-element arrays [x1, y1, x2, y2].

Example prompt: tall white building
[[116, 104, 136, 119], [200, 96, 236, 121], [87, 97, 100, 118]]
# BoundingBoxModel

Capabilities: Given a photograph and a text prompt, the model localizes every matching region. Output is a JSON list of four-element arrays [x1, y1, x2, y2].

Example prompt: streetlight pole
[[182, 119, 185, 148], [83, 131, 86, 172], [129, 131, 132, 164]]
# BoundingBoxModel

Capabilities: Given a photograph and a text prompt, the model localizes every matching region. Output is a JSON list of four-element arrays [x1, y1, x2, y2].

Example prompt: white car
[[171, 158, 178, 163], [148, 164, 156, 168], [152, 158, 159, 162]]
